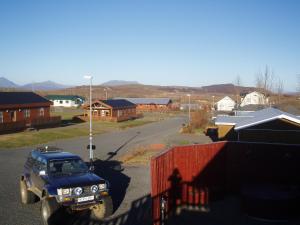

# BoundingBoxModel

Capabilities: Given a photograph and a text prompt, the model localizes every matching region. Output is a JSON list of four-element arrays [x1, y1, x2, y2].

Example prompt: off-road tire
[[41, 198, 60, 225], [20, 179, 37, 204], [90, 196, 113, 220]]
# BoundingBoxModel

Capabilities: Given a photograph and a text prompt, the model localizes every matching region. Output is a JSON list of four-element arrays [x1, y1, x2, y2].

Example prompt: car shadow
[[51, 193, 152, 225]]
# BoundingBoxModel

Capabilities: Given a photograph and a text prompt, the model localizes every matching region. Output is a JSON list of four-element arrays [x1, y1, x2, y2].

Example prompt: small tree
[[191, 109, 209, 130], [275, 78, 284, 103], [255, 65, 274, 97], [234, 75, 242, 106]]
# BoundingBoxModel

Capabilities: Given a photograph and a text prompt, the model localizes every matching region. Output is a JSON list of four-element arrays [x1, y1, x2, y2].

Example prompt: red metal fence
[[151, 141, 300, 225]]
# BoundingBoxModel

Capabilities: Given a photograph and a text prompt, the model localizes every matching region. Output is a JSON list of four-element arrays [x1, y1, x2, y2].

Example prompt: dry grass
[[119, 144, 166, 165]]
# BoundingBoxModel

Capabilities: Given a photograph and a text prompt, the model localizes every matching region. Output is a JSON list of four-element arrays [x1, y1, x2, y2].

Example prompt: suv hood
[[47, 172, 104, 188]]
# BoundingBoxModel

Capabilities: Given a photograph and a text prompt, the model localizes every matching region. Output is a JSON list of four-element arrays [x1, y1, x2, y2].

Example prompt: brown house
[[0, 92, 61, 133], [215, 107, 300, 144], [116, 98, 173, 112], [82, 99, 137, 122]]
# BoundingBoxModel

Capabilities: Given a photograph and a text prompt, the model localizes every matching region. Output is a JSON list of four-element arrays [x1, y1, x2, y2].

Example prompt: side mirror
[[39, 170, 46, 176]]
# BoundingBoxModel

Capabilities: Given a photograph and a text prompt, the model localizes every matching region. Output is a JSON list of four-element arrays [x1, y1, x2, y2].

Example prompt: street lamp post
[[84, 75, 94, 169], [187, 94, 191, 126], [104, 88, 108, 100]]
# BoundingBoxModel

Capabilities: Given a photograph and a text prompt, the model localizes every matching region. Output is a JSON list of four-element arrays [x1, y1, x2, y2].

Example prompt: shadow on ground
[[47, 159, 152, 225], [106, 132, 141, 161]]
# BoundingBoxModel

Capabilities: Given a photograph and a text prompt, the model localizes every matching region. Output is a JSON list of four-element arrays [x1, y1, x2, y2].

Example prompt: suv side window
[[34, 157, 47, 172]]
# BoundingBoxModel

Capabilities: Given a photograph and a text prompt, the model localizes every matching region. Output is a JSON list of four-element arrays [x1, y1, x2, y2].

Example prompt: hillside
[[101, 80, 140, 86], [40, 83, 258, 103]]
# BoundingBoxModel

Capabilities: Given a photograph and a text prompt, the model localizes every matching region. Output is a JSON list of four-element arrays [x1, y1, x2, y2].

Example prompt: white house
[[240, 91, 268, 107], [45, 95, 85, 107], [216, 96, 236, 111]]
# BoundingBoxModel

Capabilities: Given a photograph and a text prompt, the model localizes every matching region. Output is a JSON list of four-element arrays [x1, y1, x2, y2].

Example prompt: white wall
[[216, 97, 235, 111], [52, 100, 79, 107]]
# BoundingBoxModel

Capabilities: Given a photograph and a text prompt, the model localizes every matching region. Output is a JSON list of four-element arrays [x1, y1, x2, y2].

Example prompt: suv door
[[31, 157, 47, 196]]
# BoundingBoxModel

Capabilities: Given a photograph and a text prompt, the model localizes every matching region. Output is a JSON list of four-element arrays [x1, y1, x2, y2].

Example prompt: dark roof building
[[0, 92, 60, 133], [115, 97, 173, 111], [82, 99, 137, 122], [101, 99, 136, 108], [0, 92, 51, 108]]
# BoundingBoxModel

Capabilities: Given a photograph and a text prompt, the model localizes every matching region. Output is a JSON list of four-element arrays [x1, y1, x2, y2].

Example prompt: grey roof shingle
[[215, 107, 300, 130], [115, 98, 172, 105]]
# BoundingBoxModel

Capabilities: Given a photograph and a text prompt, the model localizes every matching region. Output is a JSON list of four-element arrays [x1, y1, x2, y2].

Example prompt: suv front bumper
[[56, 191, 110, 210]]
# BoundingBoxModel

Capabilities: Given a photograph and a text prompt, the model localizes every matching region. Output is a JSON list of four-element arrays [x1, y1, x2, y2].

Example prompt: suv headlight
[[91, 185, 99, 193], [57, 188, 71, 195], [98, 183, 106, 190], [74, 187, 83, 196]]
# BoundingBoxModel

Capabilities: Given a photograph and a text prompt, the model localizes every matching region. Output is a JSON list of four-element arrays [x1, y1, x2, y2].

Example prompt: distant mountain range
[[101, 80, 140, 86], [0, 77, 259, 95], [0, 77, 18, 88], [0, 77, 71, 90]]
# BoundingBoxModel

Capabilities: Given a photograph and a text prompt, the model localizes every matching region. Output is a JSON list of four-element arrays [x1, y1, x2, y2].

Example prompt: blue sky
[[0, 0, 299, 91]]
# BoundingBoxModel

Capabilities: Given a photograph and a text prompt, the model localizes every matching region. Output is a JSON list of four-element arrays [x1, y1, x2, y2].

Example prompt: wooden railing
[[0, 121, 26, 133], [0, 116, 61, 133]]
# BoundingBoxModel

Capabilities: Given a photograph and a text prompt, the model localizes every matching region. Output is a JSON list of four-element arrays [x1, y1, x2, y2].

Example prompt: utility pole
[[84, 75, 94, 170], [187, 94, 191, 127]]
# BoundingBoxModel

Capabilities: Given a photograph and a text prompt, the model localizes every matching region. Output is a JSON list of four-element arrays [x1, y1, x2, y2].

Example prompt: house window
[[0, 112, 3, 123], [24, 109, 30, 118], [39, 108, 44, 117]]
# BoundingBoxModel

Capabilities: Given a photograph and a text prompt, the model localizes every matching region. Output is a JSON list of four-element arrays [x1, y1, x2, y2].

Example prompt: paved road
[[0, 116, 195, 225]]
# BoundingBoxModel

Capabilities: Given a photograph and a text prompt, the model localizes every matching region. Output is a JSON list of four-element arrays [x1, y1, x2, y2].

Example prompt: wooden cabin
[[0, 92, 61, 133], [116, 98, 173, 112], [83, 99, 137, 122]]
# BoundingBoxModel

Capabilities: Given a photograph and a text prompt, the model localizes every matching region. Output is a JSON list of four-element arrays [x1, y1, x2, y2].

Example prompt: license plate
[[77, 196, 94, 202]]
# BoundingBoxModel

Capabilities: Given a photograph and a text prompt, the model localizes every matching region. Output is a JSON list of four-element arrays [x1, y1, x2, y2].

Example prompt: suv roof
[[32, 146, 81, 161]]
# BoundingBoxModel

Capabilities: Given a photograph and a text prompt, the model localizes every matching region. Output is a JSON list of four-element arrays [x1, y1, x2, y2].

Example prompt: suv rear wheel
[[20, 179, 37, 204], [41, 198, 60, 225], [90, 196, 113, 220]]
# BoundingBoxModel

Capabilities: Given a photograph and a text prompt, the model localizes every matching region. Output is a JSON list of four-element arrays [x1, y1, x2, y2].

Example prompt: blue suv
[[20, 146, 112, 225]]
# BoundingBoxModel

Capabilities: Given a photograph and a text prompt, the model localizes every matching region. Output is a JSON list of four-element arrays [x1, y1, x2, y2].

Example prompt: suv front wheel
[[20, 179, 37, 204], [90, 196, 113, 220], [41, 198, 60, 225]]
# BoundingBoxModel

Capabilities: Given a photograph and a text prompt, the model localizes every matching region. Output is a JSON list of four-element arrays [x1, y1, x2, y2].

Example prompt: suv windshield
[[49, 158, 88, 176]]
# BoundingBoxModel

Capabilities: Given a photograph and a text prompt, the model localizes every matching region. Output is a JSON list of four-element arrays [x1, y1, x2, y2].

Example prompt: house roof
[[215, 115, 251, 126], [240, 91, 265, 97], [45, 95, 85, 101], [102, 99, 135, 108], [216, 96, 235, 104], [87, 99, 136, 109], [115, 98, 172, 105], [235, 104, 267, 112], [215, 107, 300, 130], [0, 92, 51, 105]]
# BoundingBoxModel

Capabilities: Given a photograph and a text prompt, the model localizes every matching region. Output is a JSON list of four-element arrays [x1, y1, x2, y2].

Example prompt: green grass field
[[0, 108, 175, 149]]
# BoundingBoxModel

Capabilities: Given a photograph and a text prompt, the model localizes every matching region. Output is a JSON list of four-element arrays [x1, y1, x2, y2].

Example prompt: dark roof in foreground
[[0, 92, 51, 105], [115, 98, 172, 105], [101, 99, 136, 108], [216, 107, 300, 130]]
